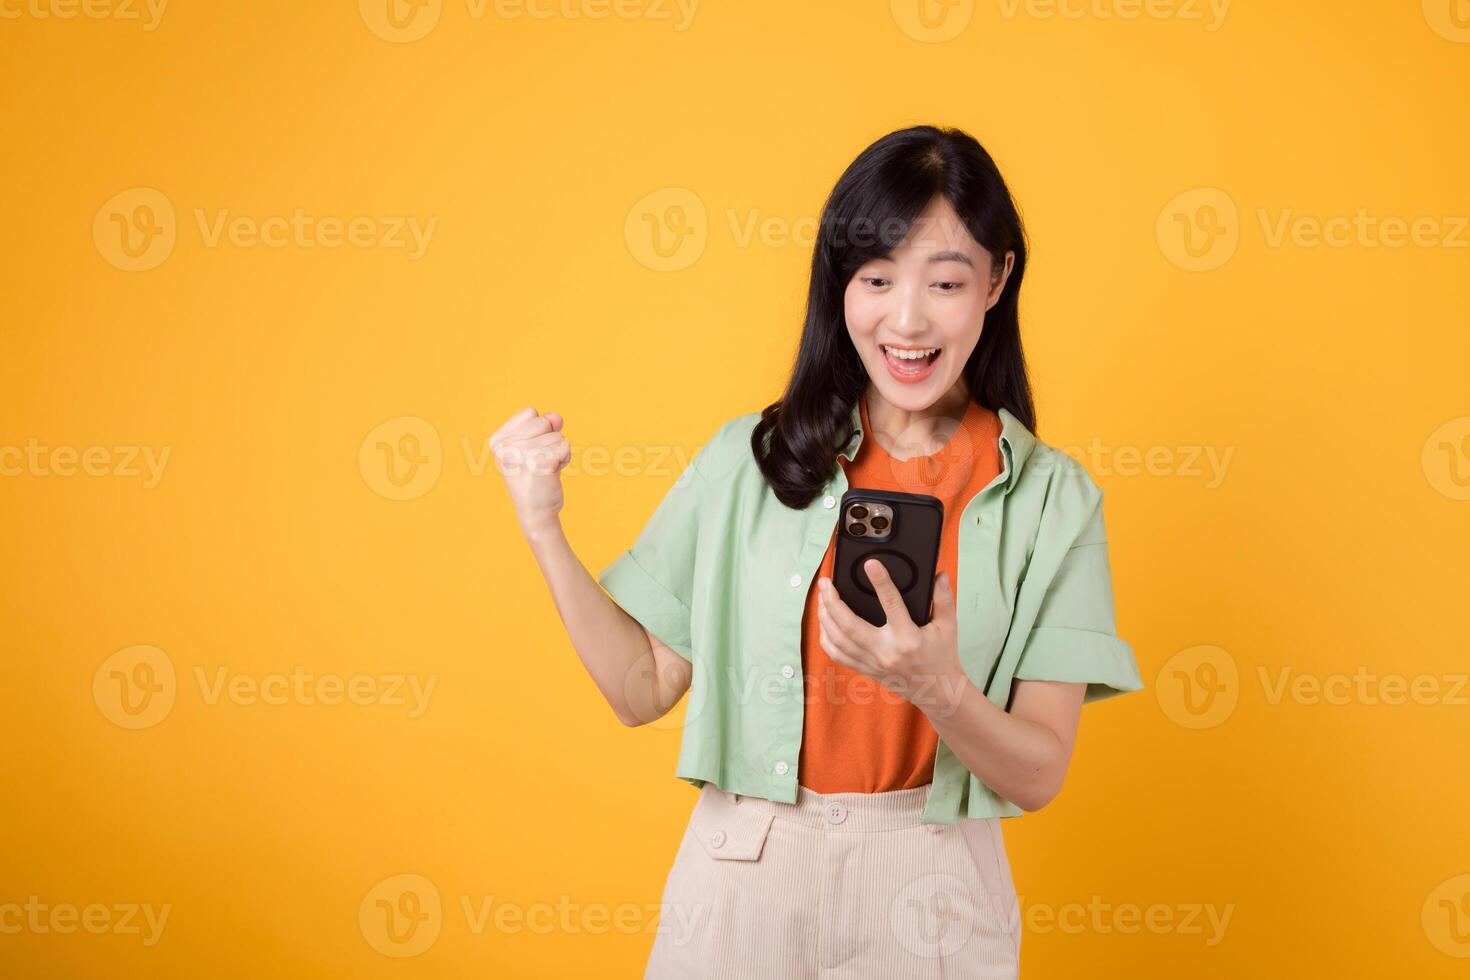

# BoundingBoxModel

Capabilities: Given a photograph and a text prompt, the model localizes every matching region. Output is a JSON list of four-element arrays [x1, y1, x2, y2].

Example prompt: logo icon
[[1423, 874, 1470, 956], [359, 874, 442, 957], [890, 0, 975, 42], [624, 188, 707, 272], [359, 416, 443, 501], [1156, 187, 1239, 271], [622, 652, 709, 732], [1156, 644, 1238, 729], [1423, 0, 1470, 42], [93, 645, 177, 729], [94, 188, 177, 272], [1422, 416, 1470, 501], [889, 872, 977, 958], [359, 0, 442, 42]]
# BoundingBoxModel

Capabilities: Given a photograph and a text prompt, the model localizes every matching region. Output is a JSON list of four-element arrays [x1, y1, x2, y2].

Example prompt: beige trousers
[[646, 781, 1021, 979]]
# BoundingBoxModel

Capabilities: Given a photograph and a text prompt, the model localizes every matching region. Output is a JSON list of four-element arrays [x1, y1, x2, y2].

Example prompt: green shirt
[[597, 401, 1144, 824]]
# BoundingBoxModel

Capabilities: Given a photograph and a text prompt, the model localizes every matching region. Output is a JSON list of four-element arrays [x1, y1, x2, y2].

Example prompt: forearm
[[521, 519, 666, 725], [917, 671, 1068, 811]]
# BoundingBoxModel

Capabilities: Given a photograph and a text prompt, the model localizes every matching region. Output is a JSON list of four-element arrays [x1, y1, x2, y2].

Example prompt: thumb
[[543, 412, 563, 430]]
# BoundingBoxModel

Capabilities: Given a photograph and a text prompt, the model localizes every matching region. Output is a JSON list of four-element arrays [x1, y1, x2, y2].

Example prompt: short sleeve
[[1012, 466, 1144, 704], [595, 431, 716, 663]]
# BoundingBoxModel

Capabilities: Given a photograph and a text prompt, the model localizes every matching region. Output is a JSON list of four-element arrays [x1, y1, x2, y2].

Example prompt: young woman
[[493, 125, 1144, 979]]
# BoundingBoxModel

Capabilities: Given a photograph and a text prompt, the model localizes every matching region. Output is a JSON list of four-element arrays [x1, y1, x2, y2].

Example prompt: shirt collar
[[837, 398, 1037, 494]]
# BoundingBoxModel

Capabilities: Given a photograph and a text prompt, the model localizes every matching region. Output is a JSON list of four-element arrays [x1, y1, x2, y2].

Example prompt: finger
[[489, 406, 537, 448], [819, 624, 864, 672], [818, 578, 880, 643], [863, 558, 913, 627], [816, 601, 862, 659], [543, 412, 563, 431], [506, 413, 557, 443], [929, 570, 957, 624], [499, 431, 568, 475]]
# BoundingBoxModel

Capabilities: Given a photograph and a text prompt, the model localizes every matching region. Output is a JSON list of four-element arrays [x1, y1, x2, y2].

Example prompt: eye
[[862, 277, 890, 288], [935, 281, 963, 292]]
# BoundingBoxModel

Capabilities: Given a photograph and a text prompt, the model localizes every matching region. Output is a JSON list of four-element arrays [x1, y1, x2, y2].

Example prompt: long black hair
[[751, 125, 1036, 509]]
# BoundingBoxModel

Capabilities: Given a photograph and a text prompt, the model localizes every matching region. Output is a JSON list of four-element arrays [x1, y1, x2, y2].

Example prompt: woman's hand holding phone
[[815, 563, 969, 719], [491, 406, 572, 540]]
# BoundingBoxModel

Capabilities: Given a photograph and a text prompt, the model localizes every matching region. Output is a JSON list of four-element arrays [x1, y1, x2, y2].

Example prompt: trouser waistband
[[713, 781, 936, 832]]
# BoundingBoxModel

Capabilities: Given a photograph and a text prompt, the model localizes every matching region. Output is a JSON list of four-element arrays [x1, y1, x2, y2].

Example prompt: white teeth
[[883, 345, 939, 360]]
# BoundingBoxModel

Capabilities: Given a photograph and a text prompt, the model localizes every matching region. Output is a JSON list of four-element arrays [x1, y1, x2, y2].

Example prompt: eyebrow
[[873, 248, 975, 268], [927, 249, 974, 268]]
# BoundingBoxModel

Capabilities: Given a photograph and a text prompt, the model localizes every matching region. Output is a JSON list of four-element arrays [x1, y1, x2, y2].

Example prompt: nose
[[890, 279, 922, 336]]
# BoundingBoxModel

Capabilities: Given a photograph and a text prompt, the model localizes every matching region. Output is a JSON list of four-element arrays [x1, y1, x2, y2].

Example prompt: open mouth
[[881, 343, 942, 381]]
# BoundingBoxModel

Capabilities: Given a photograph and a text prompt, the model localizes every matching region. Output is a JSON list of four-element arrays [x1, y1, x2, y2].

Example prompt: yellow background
[[3, 0, 1469, 976]]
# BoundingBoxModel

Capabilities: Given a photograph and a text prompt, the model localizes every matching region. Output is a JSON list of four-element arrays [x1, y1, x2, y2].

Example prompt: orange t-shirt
[[797, 391, 1003, 793]]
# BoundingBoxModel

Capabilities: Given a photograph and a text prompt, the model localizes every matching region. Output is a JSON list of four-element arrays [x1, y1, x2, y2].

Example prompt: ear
[[985, 250, 1016, 312]]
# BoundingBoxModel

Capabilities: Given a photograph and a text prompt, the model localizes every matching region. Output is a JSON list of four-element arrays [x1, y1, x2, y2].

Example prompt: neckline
[[857, 391, 980, 464]]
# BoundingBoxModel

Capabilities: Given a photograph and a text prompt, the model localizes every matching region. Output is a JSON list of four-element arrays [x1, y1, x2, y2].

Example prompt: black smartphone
[[832, 488, 944, 627]]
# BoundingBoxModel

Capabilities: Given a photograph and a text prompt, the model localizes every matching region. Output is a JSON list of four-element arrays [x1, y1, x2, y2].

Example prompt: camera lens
[[849, 504, 868, 519], [869, 515, 889, 531], [848, 522, 867, 536]]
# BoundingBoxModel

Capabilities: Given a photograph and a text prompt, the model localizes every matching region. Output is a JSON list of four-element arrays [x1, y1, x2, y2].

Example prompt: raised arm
[[493, 406, 691, 726]]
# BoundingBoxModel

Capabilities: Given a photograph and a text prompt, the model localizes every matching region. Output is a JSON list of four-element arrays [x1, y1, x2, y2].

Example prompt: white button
[[774, 761, 789, 775], [789, 574, 802, 587], [822, 494, 835, 509], [824, 802, 848, 825], [781, 665, 795, 678], [710, 830, 726, 848]]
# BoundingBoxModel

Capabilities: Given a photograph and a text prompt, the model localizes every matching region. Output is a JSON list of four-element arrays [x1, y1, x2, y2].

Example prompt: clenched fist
[[491, 406, 571, 537]]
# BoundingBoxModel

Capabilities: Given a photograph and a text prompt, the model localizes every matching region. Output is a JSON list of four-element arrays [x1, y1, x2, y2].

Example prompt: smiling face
[[844, 195, 1014, 412]]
